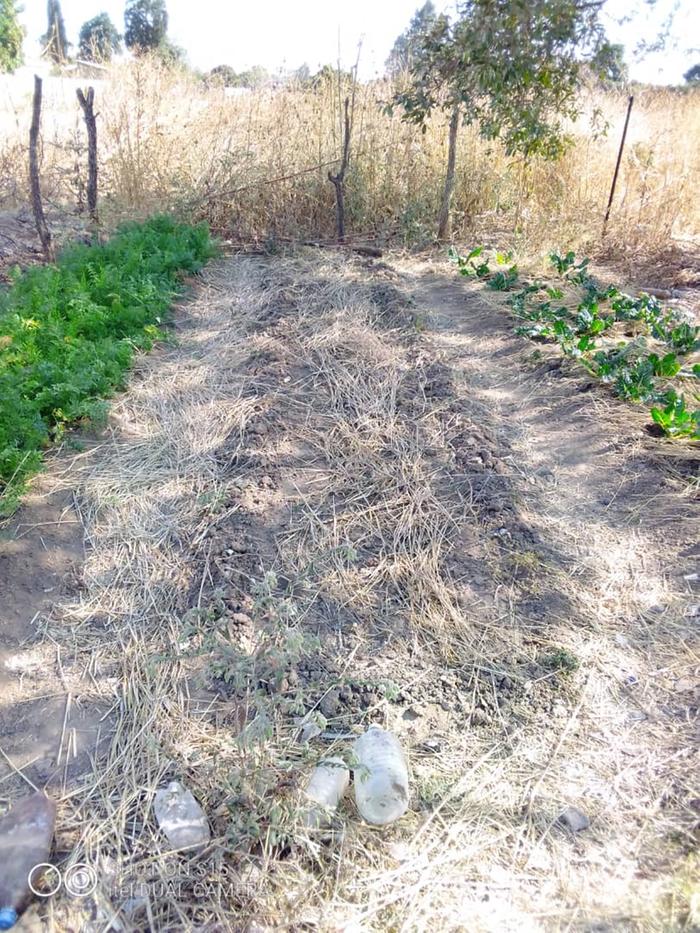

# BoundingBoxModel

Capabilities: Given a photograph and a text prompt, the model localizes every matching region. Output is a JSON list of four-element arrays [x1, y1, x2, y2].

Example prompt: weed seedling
[[540, 647, 580, 675]]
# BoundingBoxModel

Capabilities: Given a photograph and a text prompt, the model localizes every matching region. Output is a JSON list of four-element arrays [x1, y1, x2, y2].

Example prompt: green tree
[[42, 0, 69, 64], [684, 64, 700, 84], [311, 63, 353, 89], [392, 0, 608, 239], [236, 65, 270, 89], [155, 36, 185, 66], [590, 41, 628, 83], [209, 64, 238, 86], [78, 13, 121, 63], [386, 1, 436, 77], [0, 0, 24, 73], [124, 0, 168, 53]]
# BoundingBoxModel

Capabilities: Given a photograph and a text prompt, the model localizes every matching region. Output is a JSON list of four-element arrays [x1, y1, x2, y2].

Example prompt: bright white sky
[[18, 0, 700, 84]]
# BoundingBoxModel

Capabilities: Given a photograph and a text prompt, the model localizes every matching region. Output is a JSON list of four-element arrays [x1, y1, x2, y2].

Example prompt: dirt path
[[0, 250, 697, 932]]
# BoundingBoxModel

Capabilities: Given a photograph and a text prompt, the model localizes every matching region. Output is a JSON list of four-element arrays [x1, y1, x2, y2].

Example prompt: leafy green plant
[[546, 286, 564, 300], [590, 345, 631, 380], [448, 245, 490, 278], [660, 322, 700, 354], [650, 392, 700, 439], [494, 250, 514, 265], [549, 250, 576, 276], [574, 301, 612, 337], [613, 357, 656, 402], [455, 242, 699, 443], [487, 265, 519, 291], [550, 250, 593, 289], [648, 352, 682, 378], [0, 215, 216, 513], [507, 283, 542, 315], [611, 291, 662, 324], [571, 334, 597, 355]]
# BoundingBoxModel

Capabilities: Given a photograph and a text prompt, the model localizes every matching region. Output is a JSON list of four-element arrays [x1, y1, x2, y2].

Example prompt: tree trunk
[[437, 105, 460, 242], [29, 76, 53, 261], [76, 87, 98, 224]]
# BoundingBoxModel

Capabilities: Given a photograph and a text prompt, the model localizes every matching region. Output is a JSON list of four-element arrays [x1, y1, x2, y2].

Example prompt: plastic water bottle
[[353, 726, 409, 825], [301, 757, 350, 828], [0, 792, 56, 930], [153, 781, 210, 851]]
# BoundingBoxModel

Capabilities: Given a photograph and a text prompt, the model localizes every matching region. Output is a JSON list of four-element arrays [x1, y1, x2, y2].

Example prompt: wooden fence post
[[328, 97, 351, 243], [29, 75, 53, 261], [76, 87, 98, 224]]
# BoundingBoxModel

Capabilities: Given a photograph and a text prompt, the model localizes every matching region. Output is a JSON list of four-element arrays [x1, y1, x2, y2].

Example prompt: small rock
[[558, 805, 590, 833], [471, 708, 490, 726], [320, 689, 341, 718], [296, 716, 323, 744], [230, 612, 253, 627]]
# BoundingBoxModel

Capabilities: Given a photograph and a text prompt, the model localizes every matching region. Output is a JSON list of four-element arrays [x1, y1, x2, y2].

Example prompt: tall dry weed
[[0, 58, 698, 259]]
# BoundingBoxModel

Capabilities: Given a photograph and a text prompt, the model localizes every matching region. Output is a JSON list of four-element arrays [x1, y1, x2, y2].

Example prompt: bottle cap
[[0, 907, 18, 930]]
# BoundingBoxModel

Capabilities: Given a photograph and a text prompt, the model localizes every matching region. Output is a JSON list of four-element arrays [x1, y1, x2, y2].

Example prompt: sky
[[17, 0, 700, 85]]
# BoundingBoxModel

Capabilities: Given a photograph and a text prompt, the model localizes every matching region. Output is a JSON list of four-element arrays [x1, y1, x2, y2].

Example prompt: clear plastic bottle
[[153, 781, 211, 851], [353, 726, 409, 825], [0, 792, 56, 930], [301, 757, 350, 828]]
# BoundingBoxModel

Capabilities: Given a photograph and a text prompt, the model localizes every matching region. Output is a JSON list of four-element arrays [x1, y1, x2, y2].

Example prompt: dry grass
[[1, 58, 699, 263], [21, 249, 696, 931]]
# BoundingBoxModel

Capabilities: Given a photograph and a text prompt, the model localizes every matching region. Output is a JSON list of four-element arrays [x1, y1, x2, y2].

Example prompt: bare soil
[[0, 476, 115, 791], [0, 249, 697, 932]]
